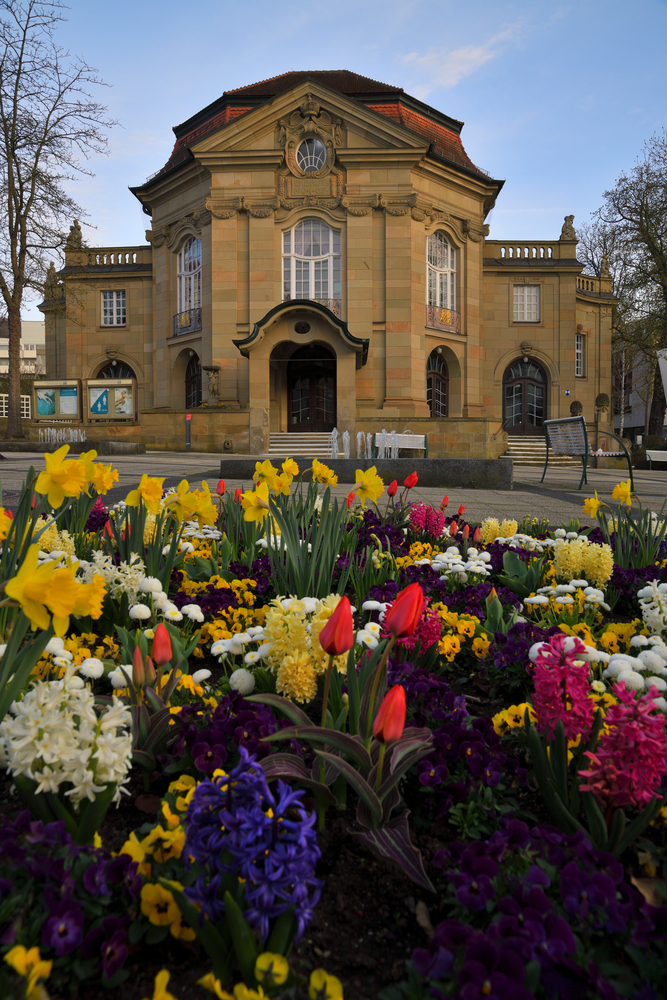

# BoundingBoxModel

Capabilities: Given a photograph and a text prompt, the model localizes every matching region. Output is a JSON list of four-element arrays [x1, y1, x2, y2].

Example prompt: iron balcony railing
[[173, 308, 202, 337], [283, 296, 342, 318], [426, 305, 461, 334]]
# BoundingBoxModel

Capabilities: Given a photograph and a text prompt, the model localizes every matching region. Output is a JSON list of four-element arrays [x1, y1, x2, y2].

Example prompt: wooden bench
[[541, 417, 634, 491], [646, 450, 667, 469], [372, 431, 428, 459]]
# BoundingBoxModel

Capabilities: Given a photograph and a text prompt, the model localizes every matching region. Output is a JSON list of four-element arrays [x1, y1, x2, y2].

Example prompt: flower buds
[[449, 520, 458, 536], [144, 656, 157, 685], [152, 623, 172, 666], [384, 582, 424, 639], [440, 495, 448, 510], [346, 490, 356, 509], [319, 596, 354, 656], [403, 472, 419, 489], [458, 504, 465, 516], [216, 479, 225, 496], [473, 526, 482, 544], [132, 645, 145, 687], [462, 524, 470, 541], [387, 480, 398, 497], [373, 685, 406, 743], [234, 488, 242, 503]]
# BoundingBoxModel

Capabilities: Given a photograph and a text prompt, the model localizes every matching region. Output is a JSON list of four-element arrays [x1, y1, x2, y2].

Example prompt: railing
[[0, 394, 31, 418], [577, 275, 601, 294], [86, 246, 152, 266], [426, 305, 461, 333], [172, 308, 202, 337], [484, 240, 565, 260], [283, 296, 342, 318]]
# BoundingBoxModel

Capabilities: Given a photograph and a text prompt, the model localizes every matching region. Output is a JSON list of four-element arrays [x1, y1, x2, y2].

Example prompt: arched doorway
[[185, 353, 202, 408], [287, 344, 336, 432], [97, 360, 136, 379], [427, 350, 449, 417], [503, 359, 546, 436]]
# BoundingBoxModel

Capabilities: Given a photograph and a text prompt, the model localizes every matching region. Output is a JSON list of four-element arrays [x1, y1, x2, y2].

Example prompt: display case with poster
[[85, 379, 136, 421], [32, 380, 82, 421]]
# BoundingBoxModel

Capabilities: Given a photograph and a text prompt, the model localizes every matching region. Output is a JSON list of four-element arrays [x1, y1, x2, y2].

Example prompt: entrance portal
[[503, 359, 546, 436], [287, 345, 336, 432]]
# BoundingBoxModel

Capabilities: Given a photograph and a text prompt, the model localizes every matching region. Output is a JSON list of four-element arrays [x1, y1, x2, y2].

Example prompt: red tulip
[[346, 490, 356, 509], [319, 596, 354, 656], [152, 622, 172, 666], [487, 588, 498, 604], [462, 524, 470, 541], [384, 582, 424, 639], [473, 526, 482, 544], [449, 520, 458, 536], [373, 685, 406, 743], [458, 504, 465, 516], [387, 480, 397, 497], [403, 472, 418, 489], [440, 495, 448, 510], [5, 509, 12, 520], [234, 488, 242, 502], [102, 520, 114, 540], [132, 645, 145, 687], [216, 479, 226, 496]]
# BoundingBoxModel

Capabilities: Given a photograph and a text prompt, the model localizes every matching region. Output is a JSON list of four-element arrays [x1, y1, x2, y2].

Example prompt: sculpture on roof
[[559, 215, 576, 241], [600, 254, 611, 278], [66, 219, 82, 249]]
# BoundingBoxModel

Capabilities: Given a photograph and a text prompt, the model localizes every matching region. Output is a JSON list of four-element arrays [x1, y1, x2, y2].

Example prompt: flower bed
[[0, 456, 665, 1000]]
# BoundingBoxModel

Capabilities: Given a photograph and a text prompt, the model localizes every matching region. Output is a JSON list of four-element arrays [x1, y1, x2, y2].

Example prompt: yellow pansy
[[142, 824, 186, 862], [140, 883, 180, 926], [126, 474, 165, 514], [242, 481, 271, 524], [354, 466, 384, 507], [4, 944, 53, 993], [168, 774, 196, 795], [4, 544, 55, 631], [611, 479, 633, 507], [90, 461, 120, 494], [35, 444, 88, 509], [198, 974, 235, 999], [170, 911, 196, 942], [141, 969, 178, 1000], [255, 952, 289, 986], [309, 969, 344, 999]]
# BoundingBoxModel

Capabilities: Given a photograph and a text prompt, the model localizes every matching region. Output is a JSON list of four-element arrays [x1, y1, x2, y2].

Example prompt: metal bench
[[646, 450, 667, 469], [541, 416, 633, 491]]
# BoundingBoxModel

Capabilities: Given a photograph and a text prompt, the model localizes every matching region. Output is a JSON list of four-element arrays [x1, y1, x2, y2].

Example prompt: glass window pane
[[283, 258, 291, 300]]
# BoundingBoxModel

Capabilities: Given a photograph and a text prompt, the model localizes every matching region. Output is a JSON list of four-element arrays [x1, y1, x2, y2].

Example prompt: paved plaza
[[0, 449, 665, 527]]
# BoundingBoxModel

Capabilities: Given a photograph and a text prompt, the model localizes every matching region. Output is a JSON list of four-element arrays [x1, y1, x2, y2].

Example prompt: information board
[[544, 417, 588, 456], [32, 380, 82, 421], [85, 379, 136, 421]]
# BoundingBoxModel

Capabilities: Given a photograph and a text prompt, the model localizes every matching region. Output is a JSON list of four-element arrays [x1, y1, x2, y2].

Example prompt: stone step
[[268, 432, 334, 458]]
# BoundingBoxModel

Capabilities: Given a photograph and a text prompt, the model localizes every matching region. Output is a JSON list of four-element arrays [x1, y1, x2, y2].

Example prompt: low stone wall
[[220, 457, 514, 490], [139, 409, 250, 453]]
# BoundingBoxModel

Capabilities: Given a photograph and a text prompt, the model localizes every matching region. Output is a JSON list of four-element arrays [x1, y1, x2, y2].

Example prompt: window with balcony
[[575, 332, 585, 377], [426, 232, 459, 332], [102, 290, 126, 326], [283, 219, 341, 317], [174, 237, 202, 335], [513, 285, 540, 322]]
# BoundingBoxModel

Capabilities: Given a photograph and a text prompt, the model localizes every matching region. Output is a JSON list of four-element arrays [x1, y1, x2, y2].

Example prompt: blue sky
[[24, 0, 667, 316]]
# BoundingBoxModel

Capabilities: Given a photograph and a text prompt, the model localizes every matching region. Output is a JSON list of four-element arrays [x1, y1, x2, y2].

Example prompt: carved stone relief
[[148, 207, 212, 247], [278, 94, 343, 178], [463, 220, 490, 243]]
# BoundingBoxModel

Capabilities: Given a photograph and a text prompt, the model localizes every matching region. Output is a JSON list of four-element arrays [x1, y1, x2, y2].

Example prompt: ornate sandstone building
[[42, 70, 614, 455]]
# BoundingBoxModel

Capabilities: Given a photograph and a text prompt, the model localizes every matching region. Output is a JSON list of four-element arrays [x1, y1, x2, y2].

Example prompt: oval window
[[296, 137, 326, 173]]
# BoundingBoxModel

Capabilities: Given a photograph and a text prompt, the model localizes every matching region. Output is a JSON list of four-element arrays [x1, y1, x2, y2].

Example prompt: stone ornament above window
[[278, 94, 343, 179]]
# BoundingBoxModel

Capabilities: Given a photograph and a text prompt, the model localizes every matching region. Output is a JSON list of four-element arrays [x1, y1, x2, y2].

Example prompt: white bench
[[646, 450, 667, 469], [373, 432, 428, 458]]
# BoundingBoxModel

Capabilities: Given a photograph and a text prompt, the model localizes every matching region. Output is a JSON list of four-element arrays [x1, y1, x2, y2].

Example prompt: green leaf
[[246, 693, 312, 727], [223, 890, 258, 987], [266, 726, 372, 772], [145, 924, 170, 945], [354, 811, 434, 893], [581, 790, 609, 849], [260, 754, 338, 806], [159, 878, 232, 984], [314, 750, 382, 826], [265, 908, 297, 957]]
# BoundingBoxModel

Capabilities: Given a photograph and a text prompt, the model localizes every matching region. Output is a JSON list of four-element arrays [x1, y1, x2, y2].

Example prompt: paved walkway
[[1, 450, 664, 527]]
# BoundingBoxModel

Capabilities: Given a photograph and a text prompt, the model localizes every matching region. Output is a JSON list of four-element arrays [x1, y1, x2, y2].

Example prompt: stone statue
[[559, 215, 576, 241], [66, 219, 82, 249], [600, 254, 611, 277], [203, 364, 220, 402], [43, 262, 61, 300]]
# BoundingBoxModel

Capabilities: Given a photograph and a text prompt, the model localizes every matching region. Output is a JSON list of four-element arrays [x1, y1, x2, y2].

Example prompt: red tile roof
[[365, 103, 484, 174], [162, 105, 252, 172], [225, 70, 402, 96]]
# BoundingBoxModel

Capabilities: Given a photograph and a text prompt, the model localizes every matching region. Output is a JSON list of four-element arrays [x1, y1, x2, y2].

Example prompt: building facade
[[42, 71, 614, 455]]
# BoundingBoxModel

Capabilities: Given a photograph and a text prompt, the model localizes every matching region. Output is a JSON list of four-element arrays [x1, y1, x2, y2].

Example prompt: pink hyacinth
[[578, 682, 667, 810], [409, 502, 428, 532], [532, 633, 595, 742], [384, 597, 442, 653], [426, 506, 445, 538]]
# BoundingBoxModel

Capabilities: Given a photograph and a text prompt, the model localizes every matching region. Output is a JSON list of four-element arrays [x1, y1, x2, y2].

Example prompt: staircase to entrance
[[504, 436, 582, 468], [268, 433, 333, 458]]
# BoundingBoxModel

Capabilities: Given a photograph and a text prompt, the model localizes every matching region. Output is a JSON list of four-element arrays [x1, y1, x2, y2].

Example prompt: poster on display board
[[32, 381, 81, 420], [89, 387, 109, 415], [85, 379, 136, 420]]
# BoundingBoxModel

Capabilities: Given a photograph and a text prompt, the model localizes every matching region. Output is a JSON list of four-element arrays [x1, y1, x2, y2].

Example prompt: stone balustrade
[[484, 240, 568, 260], [86, 246, 152, 266]]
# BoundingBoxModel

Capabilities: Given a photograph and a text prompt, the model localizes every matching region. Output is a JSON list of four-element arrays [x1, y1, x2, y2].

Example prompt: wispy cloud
[[401, 23, 523, 95]]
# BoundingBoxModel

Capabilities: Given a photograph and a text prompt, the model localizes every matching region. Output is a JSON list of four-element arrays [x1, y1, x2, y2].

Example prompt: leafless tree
[[0, 0, 116, 438]]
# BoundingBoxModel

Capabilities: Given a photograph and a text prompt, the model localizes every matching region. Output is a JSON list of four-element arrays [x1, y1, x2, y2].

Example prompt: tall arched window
[[283, 219, 341, 315], [185, 353, 202, 408], [177, 237, 202, 313], [427, 231, 456, 310], [427, 350, 449, 418]]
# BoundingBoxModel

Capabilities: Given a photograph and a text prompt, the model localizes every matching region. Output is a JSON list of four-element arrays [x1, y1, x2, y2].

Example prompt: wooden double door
[[503, 359, 546, 436], [288, 345, 336, 433]]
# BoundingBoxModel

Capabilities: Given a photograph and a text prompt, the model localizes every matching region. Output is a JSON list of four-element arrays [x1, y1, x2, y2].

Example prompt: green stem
[[317, 653, 336, 831], [364, 635, 396, 749], [375, 743, 387, 792]]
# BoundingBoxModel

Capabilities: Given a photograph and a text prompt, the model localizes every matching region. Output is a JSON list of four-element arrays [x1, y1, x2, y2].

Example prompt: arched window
[[283, 219, 341, 315], [185, 353, 202, 408], [427, 350, 449, 418], [177, 237, 201, 313], [427, 231, 456, 310], [97, 360, 136, 379]]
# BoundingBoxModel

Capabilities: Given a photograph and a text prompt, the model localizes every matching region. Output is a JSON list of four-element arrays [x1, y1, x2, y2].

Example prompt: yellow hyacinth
[[126, 474, 165, 514], [242, 481, 271, 524], [611, 479, 633, 507], [35, 444, 88, 509], [354, 466, 384, 507]]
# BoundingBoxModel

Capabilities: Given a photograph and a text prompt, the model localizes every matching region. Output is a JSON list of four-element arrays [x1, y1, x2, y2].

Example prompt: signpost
[[185, 413, 192, 451]]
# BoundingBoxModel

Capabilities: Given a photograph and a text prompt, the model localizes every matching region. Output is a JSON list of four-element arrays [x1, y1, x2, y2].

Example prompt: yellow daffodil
[[309, 968, 344, 999], [255, 952, 289, 986], [35, 445, 88, 509], [163, 480, 199, 524], [141, 969, 178, 1000], [253, 459, 279, 490], [140, 883, 180, 926], [126, 474, 165, 514], [90, 461, 120, 494], [354, 465, 384, 507], [0, 507, 13, 542], [311, 459, 338, 487], [611, 479, 633, 507], [4, 944, 52, 995], [189, 481, 218, 527], [242, 481, 271, 524], [583, 491, 603, 517], [5, 545, 55, 631], [282, 457, 299, 478], [272, 474, 291, 497]]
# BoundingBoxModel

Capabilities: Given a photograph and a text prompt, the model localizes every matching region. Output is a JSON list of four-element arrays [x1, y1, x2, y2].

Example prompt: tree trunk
[[5, 302, 23, 439]]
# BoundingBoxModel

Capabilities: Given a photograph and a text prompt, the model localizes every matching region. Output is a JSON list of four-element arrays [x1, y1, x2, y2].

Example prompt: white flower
[[565, 531, 579, 539], [244, 651, 261, 666], [528, 641, 548, 663], [617, 670, 645, 691], [554, 584, 576, 595], [362, 600, 382, 611], [302, 598, 320, 614], [569, 579, 589, 588], [109, 667, 131, 689], [364, 621, 382, 636], [554, 528, 566, 538], [79, 658, 105, 679], [153, 592, 170, 609], [192, 669, 212, 685], [645, 676, 667, 691], [247, 626, 265, 638], [256, 642, 272, 659], [143, 628, 155, 639], [180, 604, 205, 622], [637, 650, 667, 674], [210, 640, 227, 657], [650, 696, 667, 712], [357, 630, 379, 649], [524, 596, 550, 605], [554, 595, 574, 605], [229, 668, 255, 695], [590, 680, 606, 693], [53, 655, 73, 669], [630, 635, 650, 647], [45, 637, 65, 655], [163, 608, 183, 622], [179, 541, 195, 554], [160, 601, 179, 615], [139, 577, 163, 593], [129, 604, 152, 620]]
